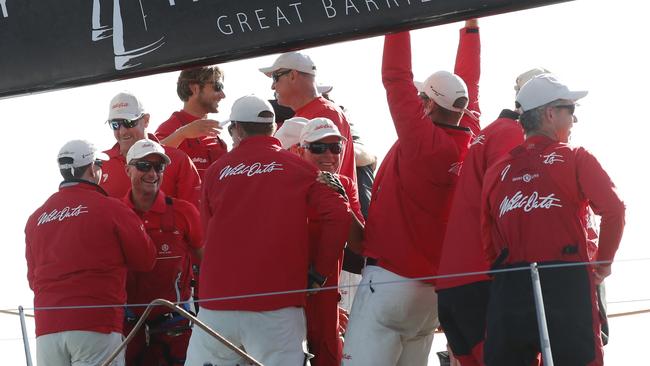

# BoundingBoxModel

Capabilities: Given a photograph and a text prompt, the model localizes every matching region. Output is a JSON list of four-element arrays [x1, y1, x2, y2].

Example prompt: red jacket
[[100, 133, 201, 208], [200, 135, 352, 311], [295, 97, 357, 184], [362, 31, 473, 283], [123, 191, 202, 318], [25, 181, 156, 337], [481, 135, 625, 265], [155, 110, 228, 178], [437, 110, 523, 290]]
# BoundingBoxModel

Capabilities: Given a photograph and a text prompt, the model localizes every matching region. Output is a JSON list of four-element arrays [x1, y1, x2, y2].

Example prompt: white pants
[[36, 331, 124, 366], [342, 265, 439, 366], [185, 306, 310, 366]]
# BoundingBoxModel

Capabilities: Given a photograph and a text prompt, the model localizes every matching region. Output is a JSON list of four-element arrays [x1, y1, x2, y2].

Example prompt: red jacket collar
[[238, 135, 282, 149], [59, 179, 108, 196], [175, 110, 204, 126], [123, 189, 168, 214]]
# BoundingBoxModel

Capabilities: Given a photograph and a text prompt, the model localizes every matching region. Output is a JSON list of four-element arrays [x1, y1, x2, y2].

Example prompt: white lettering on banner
[[37, 205, 89, 226], [543, 152, 564, 165], [219, 161, 284, 180], [0, 0, 7, 18], [216, 3, 303, 35], [498, 191, 562, 218]]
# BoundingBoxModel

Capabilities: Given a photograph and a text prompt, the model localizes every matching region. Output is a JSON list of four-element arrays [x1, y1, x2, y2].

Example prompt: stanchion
[[18, 306, 34, 366], [530, 263, 554, 366]]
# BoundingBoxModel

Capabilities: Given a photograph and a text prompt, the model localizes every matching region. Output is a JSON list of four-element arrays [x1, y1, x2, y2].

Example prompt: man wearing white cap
[[342, 21, 480, 366], [436, 67, 549, 365], [102, 91, 201, 208], [259, 51, 357, 186], [185, 95, 352, 366], [156, 66, 229, 178], [121, 139, 203, 366], [481, 74, 625, 365], [25, 139, 156, 366]]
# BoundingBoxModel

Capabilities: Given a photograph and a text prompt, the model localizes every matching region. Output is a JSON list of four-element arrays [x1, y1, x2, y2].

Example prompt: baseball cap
[[516, 74, 588, 112], [259, 52, 317, 76], [514, 67, 551, 93], [274, 117, 308, 149], [57, 139, 109, 169], [108, 92, 145, 121], [225, 95, 275, 124], [423, 71, 470, 112], [317, 84, 333, 94], [300, 117, 347, 144], [126, 139, 171, 165]]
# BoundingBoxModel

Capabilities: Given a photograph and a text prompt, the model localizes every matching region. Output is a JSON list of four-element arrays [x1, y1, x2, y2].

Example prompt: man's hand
[[317, 171, 348, 200], [593, 263, 612, 285], [465, 18, 478, 28], [181, 119, 222, 139]]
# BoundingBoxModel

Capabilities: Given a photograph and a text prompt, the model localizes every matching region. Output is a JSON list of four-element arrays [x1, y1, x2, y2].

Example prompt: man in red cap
[[185, 95, 352, 366], [25, 139, 156, 365], [481, 74, 625, 365], [122, 139, 203, 366], [156, 66, 228, 178], [342, 19, 480, 365]]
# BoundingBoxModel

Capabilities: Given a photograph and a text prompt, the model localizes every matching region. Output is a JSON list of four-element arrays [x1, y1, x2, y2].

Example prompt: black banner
[[0, 0, 569, 98]]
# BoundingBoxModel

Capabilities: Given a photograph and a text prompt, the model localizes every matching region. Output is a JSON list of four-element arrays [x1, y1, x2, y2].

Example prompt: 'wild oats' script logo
[[219, 162, 284, 180], [499, 191, 562, 218], [37, 205, 89, 226]]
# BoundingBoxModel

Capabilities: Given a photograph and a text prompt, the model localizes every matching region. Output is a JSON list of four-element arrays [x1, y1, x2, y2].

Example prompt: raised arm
[[454, 19, 481, 135]]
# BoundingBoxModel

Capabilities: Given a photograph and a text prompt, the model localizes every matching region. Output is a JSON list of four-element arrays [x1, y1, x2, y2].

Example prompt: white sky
[[1, 0, 649, 364]]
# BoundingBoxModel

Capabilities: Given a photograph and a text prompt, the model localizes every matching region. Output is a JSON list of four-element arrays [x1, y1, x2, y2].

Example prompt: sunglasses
[[108, 118, 140, 130], [94, 159, 104, 168], [305, 142, 342, 155], [272, 69, 292, 83], [553, 104, 576, 115], [130, 160, 166, 173], [213, 81, 224, 92]]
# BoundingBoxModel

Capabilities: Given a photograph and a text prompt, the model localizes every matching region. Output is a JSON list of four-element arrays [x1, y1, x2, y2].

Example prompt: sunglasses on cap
[[129, 160, 166, 173], [272, 69, 292, 83], [553, 104, 576, 115], [108, 118, 140, 130], [304, 142, 342, 155]]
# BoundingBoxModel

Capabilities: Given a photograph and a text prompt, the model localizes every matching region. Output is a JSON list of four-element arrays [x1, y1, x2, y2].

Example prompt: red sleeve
[[24, 221, 35, 290], [307, 180, 353, 278], [154, 115, 181, 140], [200, 175, 213, 238], [484, 125, 524, 168], [382, 32, 440, 157], [342, 176, 364, 224], [575, 149, 626, 262], [173, 151, 201, 209], [455, 26, 481, 135], [113, 203, 156, 271], [481, 163, 503, 263], [176, 199, 203, 249]]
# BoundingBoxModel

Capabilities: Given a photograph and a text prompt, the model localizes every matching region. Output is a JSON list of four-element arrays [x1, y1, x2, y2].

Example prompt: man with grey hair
[[481, 74, 625, 365]]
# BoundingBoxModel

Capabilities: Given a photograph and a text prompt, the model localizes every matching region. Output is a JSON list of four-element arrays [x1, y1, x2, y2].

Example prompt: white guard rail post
[[18, 305, 34, 366], [100, 298, 262, 366], [530, 263, 554, 366]]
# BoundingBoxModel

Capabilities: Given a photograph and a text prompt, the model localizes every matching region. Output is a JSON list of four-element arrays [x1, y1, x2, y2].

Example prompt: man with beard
[[156, 66, 228, 178]]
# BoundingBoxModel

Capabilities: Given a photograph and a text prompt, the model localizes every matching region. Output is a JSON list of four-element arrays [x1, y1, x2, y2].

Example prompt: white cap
[[57, 139, 109, 169], [514, 67, 551, 93], [259, 52, 317, 76], [108, 92, 145, 121], [126, 139, 171, 165], [300, 117, 347, 144], [516, 74, 588, 112], [317, 84, 333, 94], [423, 71, 470, 112], [413, 80, 425, 93], [225, 95, 275, 124], [274, 117, 308, 149]]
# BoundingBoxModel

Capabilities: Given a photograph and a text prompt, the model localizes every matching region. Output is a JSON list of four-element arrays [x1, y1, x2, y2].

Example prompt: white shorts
[[36, 330, 124, 366], [185, 306, 310, 366], [342, 265, 439, 366]]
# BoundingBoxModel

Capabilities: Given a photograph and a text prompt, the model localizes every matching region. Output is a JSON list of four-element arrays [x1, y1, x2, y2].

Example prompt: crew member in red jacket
[[259, 51, 357, 183], [121, 139, 203, 366], [155, 66, 228, 178], [481, 74, 625, 365], [25, 139, 155, 365], [185, 95, 352, 366], [436, 67, 549, 366], [101, 91, 201, 207], [342, 21, 479, 366]]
